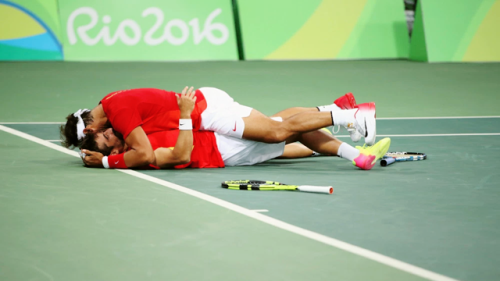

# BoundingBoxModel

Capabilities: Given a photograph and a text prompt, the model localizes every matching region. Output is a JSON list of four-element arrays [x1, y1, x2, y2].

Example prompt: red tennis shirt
[[147, 130, 225, 169], [100, 88, 207, 139]]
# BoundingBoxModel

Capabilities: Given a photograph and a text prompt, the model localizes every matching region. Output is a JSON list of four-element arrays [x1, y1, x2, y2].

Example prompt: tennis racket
[[221, 180, 333, 194], [380, 152, 427, 167]]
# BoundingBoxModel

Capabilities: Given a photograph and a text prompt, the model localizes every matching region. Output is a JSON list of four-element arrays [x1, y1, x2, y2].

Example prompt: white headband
[[73, 109, 90, 140]]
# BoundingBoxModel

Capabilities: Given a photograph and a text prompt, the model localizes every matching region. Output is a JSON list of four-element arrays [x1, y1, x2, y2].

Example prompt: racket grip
[[297, 185, 333, 194], [380, 157, 396, 167]]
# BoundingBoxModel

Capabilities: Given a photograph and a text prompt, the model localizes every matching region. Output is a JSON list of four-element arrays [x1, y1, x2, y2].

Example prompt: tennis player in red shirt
[[76, 89, 390, 170], [61, 87, 378, 170]]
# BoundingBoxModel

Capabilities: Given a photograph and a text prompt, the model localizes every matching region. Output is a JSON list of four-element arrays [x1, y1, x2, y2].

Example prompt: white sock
[[330, 109, 356, 127], [337, 143, 360, 161], [317, 104, 341, 112]]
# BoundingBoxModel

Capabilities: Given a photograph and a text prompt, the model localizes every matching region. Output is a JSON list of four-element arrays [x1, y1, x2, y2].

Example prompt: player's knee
[[264, 129, 288, 143]]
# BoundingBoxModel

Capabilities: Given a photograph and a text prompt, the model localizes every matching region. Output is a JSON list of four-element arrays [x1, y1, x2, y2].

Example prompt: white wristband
[[102, 156, 110, 169], [179, 119, 193, 130]]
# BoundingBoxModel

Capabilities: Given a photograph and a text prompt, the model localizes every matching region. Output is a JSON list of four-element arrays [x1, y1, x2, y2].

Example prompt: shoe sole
[[373, 138, 391, 162]]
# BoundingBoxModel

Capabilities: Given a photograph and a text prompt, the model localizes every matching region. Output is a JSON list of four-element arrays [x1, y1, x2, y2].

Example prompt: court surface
[[1, 61, 499, 281]]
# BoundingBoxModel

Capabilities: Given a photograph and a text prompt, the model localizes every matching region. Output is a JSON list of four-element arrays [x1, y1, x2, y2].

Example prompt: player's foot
[[347, 102, 376, 145], [334, 93, 363, 143], [353, 138, 391, 170]]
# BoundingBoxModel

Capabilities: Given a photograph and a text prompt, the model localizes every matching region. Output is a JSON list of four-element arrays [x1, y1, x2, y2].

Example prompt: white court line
[[0, 124, 460, 281], [250, 209, 269, 213], [0, 126, 80, 158]]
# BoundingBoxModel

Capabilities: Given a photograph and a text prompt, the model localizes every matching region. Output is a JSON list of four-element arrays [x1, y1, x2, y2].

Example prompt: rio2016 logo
[[67, 7, 229, 46]]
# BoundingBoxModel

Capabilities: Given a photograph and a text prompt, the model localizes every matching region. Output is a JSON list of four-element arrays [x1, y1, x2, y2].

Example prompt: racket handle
[[380, 157, 396, 167], [297, 185, 333, 194]]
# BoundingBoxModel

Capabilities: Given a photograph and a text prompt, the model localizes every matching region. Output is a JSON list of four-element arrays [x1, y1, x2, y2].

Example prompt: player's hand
[[177, 86, 197, 118], [81, 149, 104, 168]]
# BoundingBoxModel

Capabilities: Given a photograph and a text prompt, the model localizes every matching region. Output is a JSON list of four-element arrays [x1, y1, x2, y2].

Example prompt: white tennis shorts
[[199, 87, 286, 166], [199, 87, 252, 139], [215, 133, 286, 166], [214, 116, 285, 166]]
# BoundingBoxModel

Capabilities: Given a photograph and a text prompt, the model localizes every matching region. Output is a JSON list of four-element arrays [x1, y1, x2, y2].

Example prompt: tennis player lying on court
[[77, 90, 391, 170], [61, 86, 377, 170]]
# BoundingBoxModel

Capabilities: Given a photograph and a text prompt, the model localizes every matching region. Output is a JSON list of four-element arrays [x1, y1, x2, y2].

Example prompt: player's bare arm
[[153, 87, 197, 168], [82, 126, 155, 168], [121, 126, 156, 167]]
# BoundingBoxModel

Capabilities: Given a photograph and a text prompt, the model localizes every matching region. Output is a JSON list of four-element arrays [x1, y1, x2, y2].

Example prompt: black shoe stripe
[[364, 117, 368, 137]]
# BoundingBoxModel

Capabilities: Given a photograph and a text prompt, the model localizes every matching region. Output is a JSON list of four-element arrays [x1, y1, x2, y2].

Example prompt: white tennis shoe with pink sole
[[333, 93, 363, 143], [348, 102, 376, 146]]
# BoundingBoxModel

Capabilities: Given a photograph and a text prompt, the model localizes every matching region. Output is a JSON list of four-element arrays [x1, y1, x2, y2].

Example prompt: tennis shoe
[[348, 102, 376, 145], [333, 93, 363, 143], [333, 92, 357, 110], [353, 137, 391, 170]]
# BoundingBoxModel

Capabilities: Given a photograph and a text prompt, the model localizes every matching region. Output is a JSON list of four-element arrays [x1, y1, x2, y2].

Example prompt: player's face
[[83, 117, 110, 135], [83, 119, 102, 135], [94, 128, 125, 155]]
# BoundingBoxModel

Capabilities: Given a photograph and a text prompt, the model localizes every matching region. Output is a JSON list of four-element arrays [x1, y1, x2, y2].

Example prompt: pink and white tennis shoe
[[353, 138, 391, 170], [334, 93, 363, 143], [351, 102, 376, 146]]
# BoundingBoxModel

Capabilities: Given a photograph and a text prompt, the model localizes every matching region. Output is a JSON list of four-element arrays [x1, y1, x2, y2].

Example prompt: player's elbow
[[139, 150, 156, 165], [177, 154, 191, 165]]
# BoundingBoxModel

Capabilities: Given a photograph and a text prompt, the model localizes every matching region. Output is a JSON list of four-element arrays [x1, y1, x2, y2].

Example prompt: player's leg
[[196, 87, 320, 143], [243, 102, 377, 145], [242, 108, 334, 143], [215, 128, 390, 170], [293, 130, 391, 170], [270, 93, 364, 143], [198, 87, 375, 145], [279, 143, 315, 158], [279, 128, 334, 158], [289, 130, 342, 156]]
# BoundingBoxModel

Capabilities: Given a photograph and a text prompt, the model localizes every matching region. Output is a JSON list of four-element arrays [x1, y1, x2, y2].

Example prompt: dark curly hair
[[59, 111, 93, 149], [80, 133, 114, 156], [79, 127, 124, 156]]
